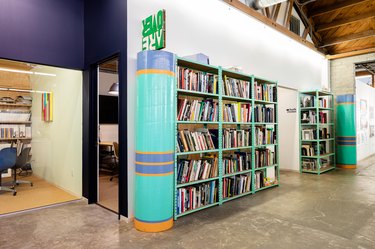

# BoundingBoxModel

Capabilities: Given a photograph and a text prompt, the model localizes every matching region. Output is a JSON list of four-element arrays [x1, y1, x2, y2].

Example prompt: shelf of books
[[174, 58, 279, 219], [299, 90, 335, 174]]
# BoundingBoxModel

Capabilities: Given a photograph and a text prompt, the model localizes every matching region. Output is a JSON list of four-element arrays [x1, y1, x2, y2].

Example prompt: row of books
[[0, 110, 31, 122], [223, 103, 251, 123], [319, 98, 329, 108], [0, 96, 32, 105], [223, 77, 251, 99], [301, 143, 327, 156], [301, 95, 315, 108], [254, 82, 276, 102], [255, 171, 265, 189], [255, 127, 276, 145], [223, 152, 251, 175], [222, 174, 251, 198], [177, 67, 217, 94], [177, 129, 216, 153], [177, 98, 218, 122], [255, 148, 275, 168], [302, 128, 331, 140], [0, 124, 31, 139], [254, 105, 274, 123], [176, 181, 218, 215], [302, 158, 331, 171], [222, 129, 251, 148], [176, 158, 219, 184], [301, 110, 317, 124]]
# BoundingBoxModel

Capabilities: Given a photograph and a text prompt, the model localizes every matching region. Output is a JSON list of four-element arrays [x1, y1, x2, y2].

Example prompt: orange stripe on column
[[134, 218, 173, 232], [136, 69, 175, 77]]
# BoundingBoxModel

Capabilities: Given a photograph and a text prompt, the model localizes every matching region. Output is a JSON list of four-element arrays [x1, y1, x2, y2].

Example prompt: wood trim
[[316, 10, 375, 32], [284, 0, 294, 27], [222, 0, 323, 54], [356, 71, 374, 76], [326, 47, 375, 60], [321, 30, 375, 47], [265, 7, 271, 18], [309, 0, 370, 17], [272, 3, 281, 21], [302, 27, 310, 39]]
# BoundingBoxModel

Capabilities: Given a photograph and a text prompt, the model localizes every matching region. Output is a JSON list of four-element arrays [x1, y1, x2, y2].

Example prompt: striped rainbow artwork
[[336, 94, 356, 168], [42, 92, 53, 122], [135, 50, 175, 232]]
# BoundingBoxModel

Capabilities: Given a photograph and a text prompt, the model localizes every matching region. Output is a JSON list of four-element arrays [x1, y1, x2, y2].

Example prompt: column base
[[134, 218, 173, 232]]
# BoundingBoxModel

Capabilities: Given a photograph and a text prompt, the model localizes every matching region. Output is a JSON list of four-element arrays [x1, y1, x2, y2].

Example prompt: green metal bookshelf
[[299, 90, 336, 174], [174, 58, 279, 219]]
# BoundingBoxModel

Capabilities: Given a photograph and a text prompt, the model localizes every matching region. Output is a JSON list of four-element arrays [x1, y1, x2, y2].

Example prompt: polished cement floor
[[1, 157, 375, 249]]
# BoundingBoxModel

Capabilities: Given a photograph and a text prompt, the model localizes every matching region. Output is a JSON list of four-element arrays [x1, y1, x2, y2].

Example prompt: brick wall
[[330, 53, 375, 96]]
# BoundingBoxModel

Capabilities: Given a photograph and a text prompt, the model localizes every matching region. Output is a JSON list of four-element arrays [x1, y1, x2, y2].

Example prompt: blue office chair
[[0, 147, 17, 196]]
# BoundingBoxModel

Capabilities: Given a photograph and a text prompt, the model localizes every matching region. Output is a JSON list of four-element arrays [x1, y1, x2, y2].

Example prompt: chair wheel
[[13, 192, 17, 196], [16, 183, 19, 186], [31, 183, 33, 187]]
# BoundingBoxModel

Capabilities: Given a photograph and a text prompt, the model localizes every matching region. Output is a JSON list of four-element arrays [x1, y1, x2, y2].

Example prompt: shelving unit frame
[[299, 90, 336, 175], [173, 58, 279, 219]]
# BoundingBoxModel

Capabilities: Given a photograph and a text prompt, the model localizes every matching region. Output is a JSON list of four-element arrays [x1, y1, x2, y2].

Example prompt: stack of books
[[222, 152, 252, 174], [177, 158, 218, 184], [255, 127, 276, 145], [223, 103, 251, 123], [177, 129, 216, 153], [222, 128, 251, 148], [178, 67, 218, 94], [223, 76, 251, 98], [223, 174, 251, 198], [254, 82, 276, 102], [254, 105, 274, 123], [177, 98, 218, 122], [255, 148, 275, 168]]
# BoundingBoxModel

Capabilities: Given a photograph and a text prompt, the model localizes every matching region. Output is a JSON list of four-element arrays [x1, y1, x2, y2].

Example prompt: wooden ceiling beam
[[356, 70, 374, 77], [321, 29, 375, 47], [309, 0, 370, 17], [272, 3, 281, 21], [284, 0, 295, 27], [327, 47, 375, 60], [222, 0, 323, 54], [316, 11, 375, 32]]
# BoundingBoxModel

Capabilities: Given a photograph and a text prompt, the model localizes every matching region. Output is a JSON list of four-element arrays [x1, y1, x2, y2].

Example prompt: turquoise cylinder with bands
[[135, 50, 175, 232], [336, 94, 356, 166]]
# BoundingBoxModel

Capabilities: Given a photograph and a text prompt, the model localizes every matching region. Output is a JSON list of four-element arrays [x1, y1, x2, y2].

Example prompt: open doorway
[[97, 57, 119, 213]]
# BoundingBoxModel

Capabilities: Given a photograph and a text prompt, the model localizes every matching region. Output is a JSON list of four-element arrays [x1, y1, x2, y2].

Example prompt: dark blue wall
[[82, 0, 128, 217], [0, 0, 84, 69]]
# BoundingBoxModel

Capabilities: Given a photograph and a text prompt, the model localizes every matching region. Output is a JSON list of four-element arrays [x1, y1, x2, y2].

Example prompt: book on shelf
[[222, 128, 251, 148], [177, 128, 216, 153], [255, 126, 276, 145], [177, 157, 219, 184], [318, 97, 328, 108], [176, 181, 218, 214], [222, 152, 252, 175], [177, 98, 218, 122], [255, 148, 275, 168], [301, 110, 316, 124], [223, 102, 251, 123], [301, 95, 315, 108], [0, 124, 30, 139], [254, 82, 276, 102], [319, 111, 328, 123], [254, 105, 274, 123], [301, 143, 327, 156], [320, 128, 330, 139], [0, 110, 31, 122], [302, 129, 316, 140], [223, 173, 251, 198], [255, 171, 264, 189], [302, 159, 317, 171], [177, 67, 218, 94], [222, 76, 251, 99]]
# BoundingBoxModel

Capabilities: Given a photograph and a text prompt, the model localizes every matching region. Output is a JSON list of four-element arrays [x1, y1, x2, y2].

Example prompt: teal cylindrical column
[[336, 94, 356, 168], [135, 50, 175, 232]]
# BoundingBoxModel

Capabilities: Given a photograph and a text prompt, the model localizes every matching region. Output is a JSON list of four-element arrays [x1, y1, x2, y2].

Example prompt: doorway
[[97, 57, 119, 213]]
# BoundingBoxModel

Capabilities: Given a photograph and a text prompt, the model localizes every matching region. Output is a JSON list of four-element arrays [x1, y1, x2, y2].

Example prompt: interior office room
[[0, 59, 83, 214], [1, 0, 375, 248]]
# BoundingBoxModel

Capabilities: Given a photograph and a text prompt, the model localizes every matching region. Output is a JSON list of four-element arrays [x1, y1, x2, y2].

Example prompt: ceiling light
[[108, 82, 119, 95], [0, 67, 33, 74], [0, 67, 56, 76], [34, 72, 56, 77]]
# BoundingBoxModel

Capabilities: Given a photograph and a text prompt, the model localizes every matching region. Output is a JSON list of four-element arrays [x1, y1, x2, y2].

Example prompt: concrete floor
[[1, 157, 375, 249]]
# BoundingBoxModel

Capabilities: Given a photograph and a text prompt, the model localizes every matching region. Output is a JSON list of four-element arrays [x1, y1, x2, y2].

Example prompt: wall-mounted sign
[[142, 9, 166, 51], [286, 108, 296, 113]]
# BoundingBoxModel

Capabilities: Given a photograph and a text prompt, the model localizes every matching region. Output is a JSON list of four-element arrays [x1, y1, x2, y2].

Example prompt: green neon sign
[[142, 9, 166, 51]]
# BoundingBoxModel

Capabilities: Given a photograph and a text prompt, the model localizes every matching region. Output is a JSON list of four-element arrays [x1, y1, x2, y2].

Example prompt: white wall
[[278, 87, 299, 171], [128, 0, 329, 218], [99, 71, 118, 96], [30, 66, 82, 196], [356, 82, 375, 161]]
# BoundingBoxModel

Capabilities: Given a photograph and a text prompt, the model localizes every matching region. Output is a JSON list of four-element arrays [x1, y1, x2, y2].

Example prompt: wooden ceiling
[[99, 58, 118, 74], [301, 0, 375, 58]]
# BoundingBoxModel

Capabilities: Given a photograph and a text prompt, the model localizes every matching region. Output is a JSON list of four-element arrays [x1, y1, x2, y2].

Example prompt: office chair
[[110, 142, 119, 181], [0, 147, 17, 196], [13, 147, 33, 187]]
